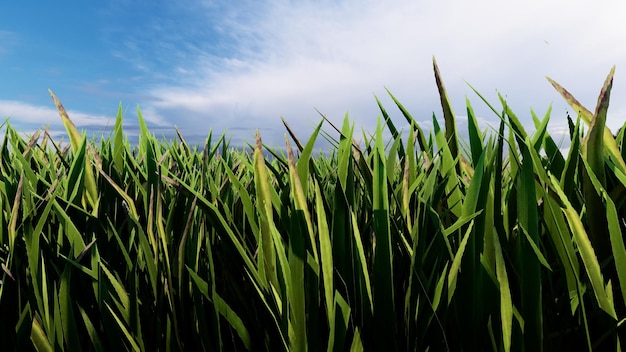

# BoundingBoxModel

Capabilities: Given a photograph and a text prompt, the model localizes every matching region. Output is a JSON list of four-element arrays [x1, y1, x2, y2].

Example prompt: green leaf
[[48, 89, 99, 212], [104, 302, 141, 352], [328, 291, 351, 352], [31, 318, 53, 352], [254, 130, 278, 290], [112, 103, 125, 173], [433, 56, 460, 167], [466, 97, 484, 168], [492, 225, 513, 352], [315, 181, 334, 325], [547, 67, 626, 174], [372, 118, 396, 351], [549, 174, 617, 319], [447, 221, 474, 303]]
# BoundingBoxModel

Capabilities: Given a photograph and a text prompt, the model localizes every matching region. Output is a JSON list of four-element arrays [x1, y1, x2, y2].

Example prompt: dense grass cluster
[[1, 59, 626, 351]]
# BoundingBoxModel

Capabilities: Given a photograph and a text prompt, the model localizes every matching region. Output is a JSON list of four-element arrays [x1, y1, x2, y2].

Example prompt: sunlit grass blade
[[254, 130, 278, 290], [447, 221, 474, 303], [65, 136, 87, 206], [31, 317, 53, 352], [584, 67, 614, 186], [7, 172, 22, 256], [581, 68, 614, 265], [112, 103, 125, 173], [315, 180, 334, 326], [432, 113, 463, 218], [286, 136, 309, 351], [492, 220, 513, 352], [547, 68, 626, 174], [48, 89, 99, 212], [433, 56, 460, 168], [328, 291, 351, 352]]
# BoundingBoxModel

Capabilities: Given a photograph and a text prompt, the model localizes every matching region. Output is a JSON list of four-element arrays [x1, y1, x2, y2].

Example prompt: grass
[[1, 57, 626, 351]]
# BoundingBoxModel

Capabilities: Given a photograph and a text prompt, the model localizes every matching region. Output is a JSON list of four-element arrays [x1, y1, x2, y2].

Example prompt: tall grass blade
[[112, 103, 124, 173], [433, 56, 460, 169], [31, 318, 53, 352], [48, 89, 99, 212], [549, 174, 617, 319], [547, 68, 626, 174], [315, 180, 334, 325], [581, 68, 614, 264], [286, 136, 309, 351], [372, 118, 396, 350], [254, 131, 278, 290]]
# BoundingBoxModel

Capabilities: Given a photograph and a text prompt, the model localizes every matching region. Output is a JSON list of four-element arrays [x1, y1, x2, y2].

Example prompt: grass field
[[1, 58, 625, 351]]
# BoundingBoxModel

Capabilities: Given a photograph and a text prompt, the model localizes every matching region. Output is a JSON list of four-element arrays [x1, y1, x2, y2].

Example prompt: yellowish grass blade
[[48, 89, 99, 212], [254, 130, 278, 290], [547, 68, 626, 174], [549, 174, 617, 319], [433, 56, 460, 168], [30, 317, 53, 352]]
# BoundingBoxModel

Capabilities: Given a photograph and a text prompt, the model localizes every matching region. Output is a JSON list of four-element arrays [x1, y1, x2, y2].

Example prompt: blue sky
[[1, 1, 626, 148]]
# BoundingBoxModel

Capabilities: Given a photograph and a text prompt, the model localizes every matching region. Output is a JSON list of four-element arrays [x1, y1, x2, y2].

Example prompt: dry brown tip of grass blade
[[76, 238, 97, 262], [1, 263, 15, 281]]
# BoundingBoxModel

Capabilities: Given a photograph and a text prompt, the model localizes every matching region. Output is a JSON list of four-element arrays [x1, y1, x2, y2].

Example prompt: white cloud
[[0, 100, 170, 140], [131, 0, 626, 147]]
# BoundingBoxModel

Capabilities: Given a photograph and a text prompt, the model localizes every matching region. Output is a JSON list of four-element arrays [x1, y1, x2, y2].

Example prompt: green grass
[[1, 58, 626, 351]]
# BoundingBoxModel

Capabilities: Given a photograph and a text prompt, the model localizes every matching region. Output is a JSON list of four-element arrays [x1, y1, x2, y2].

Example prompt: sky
[[1, 0, 626, 149]]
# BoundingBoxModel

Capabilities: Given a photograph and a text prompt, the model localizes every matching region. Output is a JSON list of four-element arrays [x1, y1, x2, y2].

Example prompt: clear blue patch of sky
[[0, 1, 247, 116]]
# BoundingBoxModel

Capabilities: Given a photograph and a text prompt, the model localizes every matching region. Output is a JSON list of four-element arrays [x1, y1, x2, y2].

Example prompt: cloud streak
[[4, 1, 626, 149], [123, 0, 626, 147]]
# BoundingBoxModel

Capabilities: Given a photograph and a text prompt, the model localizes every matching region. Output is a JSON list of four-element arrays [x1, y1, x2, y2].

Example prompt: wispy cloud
[[0, 30, 18, 58], [0, 99, 114, 128], [114, 0, 626, 146], [0, 99, 171, 140], [6, 1, 622, 148]]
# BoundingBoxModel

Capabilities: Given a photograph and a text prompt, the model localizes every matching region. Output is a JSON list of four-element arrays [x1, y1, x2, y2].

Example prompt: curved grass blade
[[76, 303, 105, 352], [112, 103, 125, 173], [8, 172, 22, 254], [285, 136, 310, 351], [466, 97, 484, 168], [582, 157, 626, 309], [549, 173, 617, 319], [315, 180, 334, 325], [433, 56, 460, 167], [187, 268, 252, 349], [375, 94, 405, 159], [254, 130, 278, 290], [547, 67, 626, 174], [48, 89, 99, 211], [296, 120, 323, 197], [31, 317, 53, 352], [104, 302, 141, 352], [492, 224, 513, 352], [385, 89, 430, 157], [447, 221, 474, 303], [584, 67, 613, 187], [580, 69, 614, 264]]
